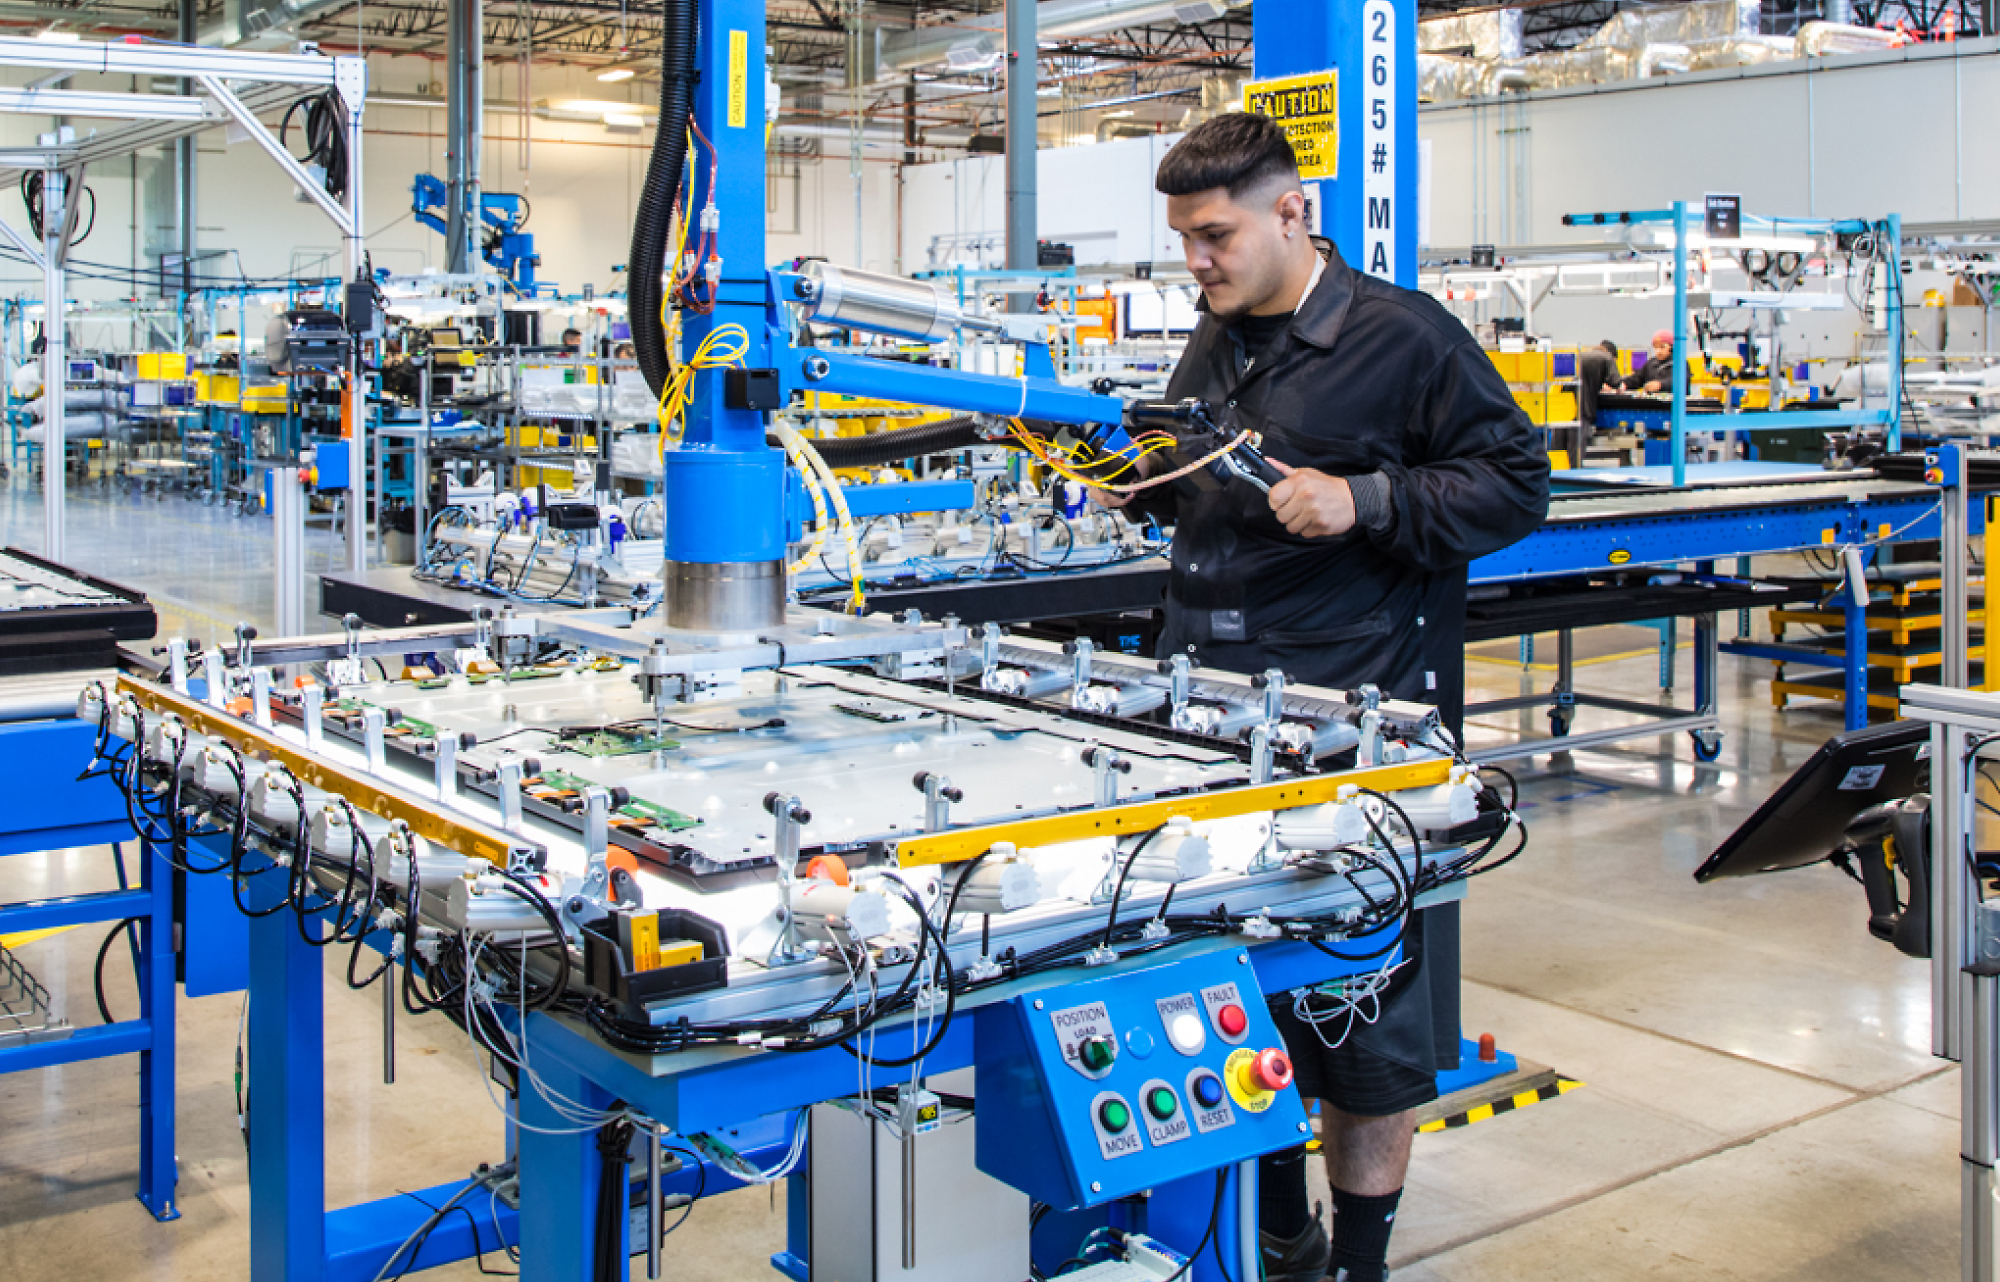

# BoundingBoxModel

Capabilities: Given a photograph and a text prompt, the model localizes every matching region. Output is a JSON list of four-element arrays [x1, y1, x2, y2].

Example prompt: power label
[[1242, 70, 1338, 181], [1157, 992, 1206, 1055], [1051, 1001, 1117, 1079], [1360, 0, 1399, 281]]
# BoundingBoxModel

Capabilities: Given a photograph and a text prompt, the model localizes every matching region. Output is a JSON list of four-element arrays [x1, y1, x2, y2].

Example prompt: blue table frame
[[228, 799, 1413, 1282], [0, 714, 175, 1221]]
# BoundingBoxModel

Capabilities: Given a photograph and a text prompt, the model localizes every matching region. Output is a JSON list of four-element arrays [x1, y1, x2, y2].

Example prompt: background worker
[[1621, 328, 1677, 393], [1096, 112, 1549, 1282]]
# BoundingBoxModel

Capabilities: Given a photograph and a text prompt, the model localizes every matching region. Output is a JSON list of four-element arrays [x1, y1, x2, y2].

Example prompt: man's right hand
[[1087, 448, 1155, 509]]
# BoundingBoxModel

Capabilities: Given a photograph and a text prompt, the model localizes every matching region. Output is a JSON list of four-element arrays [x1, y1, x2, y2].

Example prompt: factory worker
[[1096, 110, 1548, 1282], [1620, 328, 1677, 393]]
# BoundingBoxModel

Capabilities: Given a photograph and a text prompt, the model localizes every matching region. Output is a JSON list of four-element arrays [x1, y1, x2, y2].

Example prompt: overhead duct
[[201, 0, 353, 49], [878, 0, 1243, 78], [1797, 20, 1900, 55], [1417, 10, 1524, 60], [1176, 74, 1241, 130]]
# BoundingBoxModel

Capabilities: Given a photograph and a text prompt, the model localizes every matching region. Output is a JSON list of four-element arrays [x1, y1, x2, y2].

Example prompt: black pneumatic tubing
[[779, 417, 1005, 469], [629, 0, 700, 399]]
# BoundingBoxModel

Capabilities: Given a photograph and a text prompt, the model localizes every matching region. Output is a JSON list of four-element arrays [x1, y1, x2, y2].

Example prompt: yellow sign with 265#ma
[[1242, 70, 1338, 181]]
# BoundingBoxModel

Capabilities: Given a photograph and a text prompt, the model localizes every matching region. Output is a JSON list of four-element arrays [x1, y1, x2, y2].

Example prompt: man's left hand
[[1267, 460, 1356, 538]]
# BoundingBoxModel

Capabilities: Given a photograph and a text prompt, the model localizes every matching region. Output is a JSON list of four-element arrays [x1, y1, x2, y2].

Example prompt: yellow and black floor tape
[[1417, 1076, 1584, 1133]]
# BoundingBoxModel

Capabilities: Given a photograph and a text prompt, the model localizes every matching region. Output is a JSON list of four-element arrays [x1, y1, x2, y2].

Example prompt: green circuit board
[[528, 769, 702, 834]]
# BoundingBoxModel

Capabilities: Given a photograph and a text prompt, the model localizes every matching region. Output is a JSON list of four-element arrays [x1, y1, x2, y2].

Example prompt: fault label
[[1242, 70, 1339, 181], [1199, 982, 1250, 1045], [1359, 0, 1399, 281]]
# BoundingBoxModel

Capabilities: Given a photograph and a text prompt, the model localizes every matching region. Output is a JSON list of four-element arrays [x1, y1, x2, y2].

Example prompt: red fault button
[[1246, 1048, 1293, 1094], [1216, 1003, 1248, 1037]]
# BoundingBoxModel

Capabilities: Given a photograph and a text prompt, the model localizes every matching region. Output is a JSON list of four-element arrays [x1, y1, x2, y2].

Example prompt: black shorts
[[1268, 996, 1439, 1118]]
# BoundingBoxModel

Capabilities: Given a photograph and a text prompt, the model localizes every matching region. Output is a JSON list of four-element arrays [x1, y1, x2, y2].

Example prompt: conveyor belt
[[1540, 474, 1932, 524]]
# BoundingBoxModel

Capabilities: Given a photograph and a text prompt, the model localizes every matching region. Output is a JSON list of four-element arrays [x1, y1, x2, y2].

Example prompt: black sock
[[1258, 1143, 1313, 1240], [1328, 1185, 1402, 1282]]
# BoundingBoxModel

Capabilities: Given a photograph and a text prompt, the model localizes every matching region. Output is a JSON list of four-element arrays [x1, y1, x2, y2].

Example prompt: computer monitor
[[1122, 287, 1200, 336], [1694, 720, 1930, 882]]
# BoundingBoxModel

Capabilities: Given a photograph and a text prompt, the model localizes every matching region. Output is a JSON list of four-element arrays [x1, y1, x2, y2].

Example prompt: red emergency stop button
[[1216, 1003, 1247, 1038], [1246, 1048, 1293, 1094]]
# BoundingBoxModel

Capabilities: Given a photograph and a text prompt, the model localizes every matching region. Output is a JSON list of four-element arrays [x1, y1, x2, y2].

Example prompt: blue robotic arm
[[410, 173, 543, 293]]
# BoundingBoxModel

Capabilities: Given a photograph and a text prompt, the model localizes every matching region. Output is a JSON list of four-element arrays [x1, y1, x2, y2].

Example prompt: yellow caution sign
[[1243, 70, 1339, 180]]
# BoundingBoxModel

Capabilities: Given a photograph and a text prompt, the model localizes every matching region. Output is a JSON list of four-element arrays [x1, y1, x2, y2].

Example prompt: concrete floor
[[0, 470, 1960, 1280]]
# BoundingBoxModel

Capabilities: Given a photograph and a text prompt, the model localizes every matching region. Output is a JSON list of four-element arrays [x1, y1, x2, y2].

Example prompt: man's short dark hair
[[1599, 340, 1618, 357], [1155, 112, 1301, 200], [562, 328, 582, 339]]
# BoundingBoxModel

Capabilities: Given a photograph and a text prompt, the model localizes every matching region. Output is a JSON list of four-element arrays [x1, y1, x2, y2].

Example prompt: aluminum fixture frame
[[0, 37, 368, 571], [1899, 681, 2000, 1282], [1563, 204, 1904, 486]]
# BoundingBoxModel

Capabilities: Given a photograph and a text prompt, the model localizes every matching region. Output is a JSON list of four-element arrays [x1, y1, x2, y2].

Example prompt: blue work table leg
[[136, 836, 180, 1220], [518, 1052, 623, 1280], [248, 873, 327, 1282], [1844, 558, 1871, 730]]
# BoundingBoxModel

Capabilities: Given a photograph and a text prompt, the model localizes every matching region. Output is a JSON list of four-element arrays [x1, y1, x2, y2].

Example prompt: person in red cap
[[1620, 329, 1677, 393]]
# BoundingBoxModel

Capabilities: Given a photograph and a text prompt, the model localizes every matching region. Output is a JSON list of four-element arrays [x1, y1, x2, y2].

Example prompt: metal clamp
[[1082, 744, 1131, 808], [913, 771, 962, 832]]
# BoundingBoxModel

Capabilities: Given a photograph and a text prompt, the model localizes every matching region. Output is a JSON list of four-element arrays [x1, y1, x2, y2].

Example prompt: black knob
[[1062, 640, 1078, 655], [384, 707, 403, 725], [1251, 674, 1268, 689], [520, 756, 541, 776], [763, 791, 783, 816], [459, 732, 477, 749], [343, 613, 361, 630], [1155, 660, 1171, 674], [943, 786, 964, 803], [1116, 760, 1132, 775], [1345, 689, 1365, 706], [239, 625, 258, 641], [912, 771, 932, 791], [559, 797, 583, 813], [795, 808, 812, 824], [608, 787, 630, 808]]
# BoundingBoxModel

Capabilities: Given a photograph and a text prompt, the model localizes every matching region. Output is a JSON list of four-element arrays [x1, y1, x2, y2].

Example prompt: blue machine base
[[1434, 1036, 1520, 1099]]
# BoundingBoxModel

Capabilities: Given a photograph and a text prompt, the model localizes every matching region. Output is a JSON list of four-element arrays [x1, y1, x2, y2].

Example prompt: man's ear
[[1275, 188, 1307, 235]]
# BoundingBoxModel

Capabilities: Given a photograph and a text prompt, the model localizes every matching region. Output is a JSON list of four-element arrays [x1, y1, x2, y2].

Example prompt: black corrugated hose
[[777, 416, 1019, 469], [629, 0, 700, 399]]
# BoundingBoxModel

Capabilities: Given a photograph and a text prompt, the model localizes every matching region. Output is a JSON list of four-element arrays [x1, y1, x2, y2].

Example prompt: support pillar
[[1003, 0, 1036, 297]]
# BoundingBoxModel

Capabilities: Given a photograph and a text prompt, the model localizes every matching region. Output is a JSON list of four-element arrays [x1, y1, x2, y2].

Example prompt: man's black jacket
[[1138, 241, 1550, 733], [1132, 243, 1548, 1077]]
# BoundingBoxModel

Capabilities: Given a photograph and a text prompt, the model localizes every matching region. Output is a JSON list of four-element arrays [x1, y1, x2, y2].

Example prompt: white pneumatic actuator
[[947, 844, 1044, 915]]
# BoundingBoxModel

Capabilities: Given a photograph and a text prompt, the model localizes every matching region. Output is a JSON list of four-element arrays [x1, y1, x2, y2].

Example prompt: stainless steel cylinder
[[663, 559, 787, 633], [804, 262, 961, 342]]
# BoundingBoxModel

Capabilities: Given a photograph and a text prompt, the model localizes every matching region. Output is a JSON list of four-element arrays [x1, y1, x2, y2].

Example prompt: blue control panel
[[975, 948, 1308, 1210]]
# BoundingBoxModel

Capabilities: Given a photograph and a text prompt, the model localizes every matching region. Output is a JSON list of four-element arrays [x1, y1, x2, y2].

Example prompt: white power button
[[1158, 993, 1208, 1055]]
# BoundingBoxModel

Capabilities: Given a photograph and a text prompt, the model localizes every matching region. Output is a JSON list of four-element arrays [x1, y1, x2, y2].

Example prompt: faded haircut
[[1155, 112, 1301, 202]]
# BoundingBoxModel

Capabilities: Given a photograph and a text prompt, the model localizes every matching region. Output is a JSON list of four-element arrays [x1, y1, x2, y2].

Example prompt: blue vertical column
[[1671, 200, 1690, 487], [247, 871, 327, 1282], [661, 0, 784, 567], [1251, 0, 1417, 287], [136, 836, 179, 1220], [517, 1047, 622, 1281]]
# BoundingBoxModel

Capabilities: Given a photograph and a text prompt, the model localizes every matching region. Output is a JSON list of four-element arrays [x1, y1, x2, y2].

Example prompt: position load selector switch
[[1053, 1000, 1119, 1079], [1224, 1046, 1294, 1113]]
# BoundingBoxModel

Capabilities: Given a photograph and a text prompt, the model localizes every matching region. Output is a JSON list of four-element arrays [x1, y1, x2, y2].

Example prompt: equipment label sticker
[[728, 30, 749, 128], [1359, 0, 1399, 280], [1052, 1001, 1117, 1078], [1839, 764, 1886, 791], [1242, 70, 1338, 181]]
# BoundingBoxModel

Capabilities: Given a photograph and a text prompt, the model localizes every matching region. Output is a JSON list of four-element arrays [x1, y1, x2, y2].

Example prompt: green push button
[[1078, 1035, 1117, 1072], [1099, 1099, 1132, 1133], [1146, 1087, 1178, 1121]]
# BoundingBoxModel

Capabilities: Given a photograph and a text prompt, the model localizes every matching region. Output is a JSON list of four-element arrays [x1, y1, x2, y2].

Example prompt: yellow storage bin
[[196, 372, 240, 403], [136, 352, 187, 379], [242, 384, 289, 414]]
